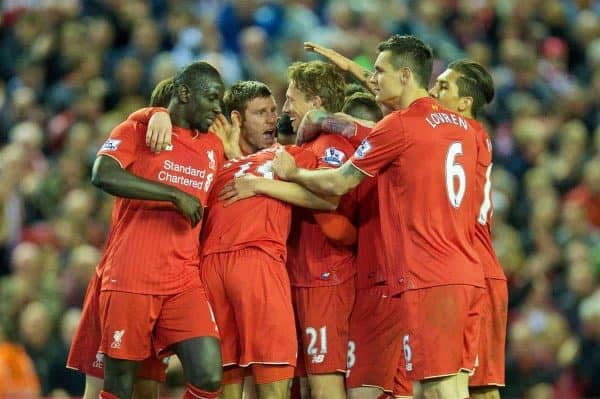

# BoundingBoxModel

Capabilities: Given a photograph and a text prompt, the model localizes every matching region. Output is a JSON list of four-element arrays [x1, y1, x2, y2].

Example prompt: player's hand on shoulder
[[146, 111, 172, 153], [272, 147, 298, 181], [171, 190, 204, 227], [219, 174, 260, 207]]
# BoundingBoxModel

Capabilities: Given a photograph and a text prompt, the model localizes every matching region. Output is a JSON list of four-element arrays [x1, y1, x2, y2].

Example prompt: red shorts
[[293, 277, 355, 376], [200, 248, 297, 369], [399, 285, 484, 381], [66, 273, 167, 381], [346, 286, 412, 398], [470, 278, 507, 388], [98, 286, 219, 361], [223, 365, 295, 385]]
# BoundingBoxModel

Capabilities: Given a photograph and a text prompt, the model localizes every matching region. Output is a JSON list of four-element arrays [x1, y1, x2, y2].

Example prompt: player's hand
[[304, 42, 349, 71], [211, 114, 242, 159], [146, 111, 172, 153], [218, 174, 260, 206], [272, 147, 298, 181], [171, 191, 204, 227]]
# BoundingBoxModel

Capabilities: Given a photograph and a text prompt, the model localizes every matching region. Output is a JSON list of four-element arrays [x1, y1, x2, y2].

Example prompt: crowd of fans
[[1, 0, 600, 397]]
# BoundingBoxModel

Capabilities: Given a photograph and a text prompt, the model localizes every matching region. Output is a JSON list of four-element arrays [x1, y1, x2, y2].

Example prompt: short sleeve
[[97, 120, 143, 169], [348, 122, 373, 148], [350, 113, 406, 177], [310, 134, 356, 169]]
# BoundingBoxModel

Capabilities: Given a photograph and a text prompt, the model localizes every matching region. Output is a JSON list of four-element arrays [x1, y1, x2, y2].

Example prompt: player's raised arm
[[304, 42, 377, 95], [91, 155, 204, 226], [272, 148, 366, 197]]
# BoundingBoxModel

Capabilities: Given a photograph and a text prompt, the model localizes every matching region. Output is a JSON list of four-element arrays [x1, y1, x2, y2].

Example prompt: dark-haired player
[[92, 61, 225, 399], [66, 76, 177, 399], [430, 60, 507, 399]]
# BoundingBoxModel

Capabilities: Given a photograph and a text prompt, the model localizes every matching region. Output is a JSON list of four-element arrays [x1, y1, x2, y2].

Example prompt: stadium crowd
[[1, 0, 600, 398]]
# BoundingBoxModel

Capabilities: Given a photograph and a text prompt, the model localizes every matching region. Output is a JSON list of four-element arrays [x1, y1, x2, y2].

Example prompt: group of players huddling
[[65, 34, 508, 399]]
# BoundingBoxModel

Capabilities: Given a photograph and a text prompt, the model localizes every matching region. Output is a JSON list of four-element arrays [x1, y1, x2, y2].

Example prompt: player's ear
[[400, 67, 411, 85], [230, 110, 242, 123], [177, 84, 191, 104], [458, 96, 473, 114], [312, 96, 323, 109]]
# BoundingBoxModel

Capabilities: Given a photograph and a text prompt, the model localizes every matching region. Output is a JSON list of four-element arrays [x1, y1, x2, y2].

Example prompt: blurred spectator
[[574, 289, 600, 396], [0, 1, 600, 396], [0, 324, 40, 396], [19, 301, 65, 395], [60, 244, 101, 308], [566, 158, 600, 229]]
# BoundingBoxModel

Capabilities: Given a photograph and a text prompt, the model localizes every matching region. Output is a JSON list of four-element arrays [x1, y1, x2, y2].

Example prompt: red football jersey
[[97, 120, 224, 295], [344, 123, 387, 289], [354, 175, 389, 289], [350, 97, 484, 293], [287, 133, 357, 287], [471, 120, 506, 281], [200, 144, 317, 261]]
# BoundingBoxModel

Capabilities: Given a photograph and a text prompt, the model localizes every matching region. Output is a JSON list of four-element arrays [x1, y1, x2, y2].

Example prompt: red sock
[[99, 391, 120, 399], [182, 383, 221, 399]]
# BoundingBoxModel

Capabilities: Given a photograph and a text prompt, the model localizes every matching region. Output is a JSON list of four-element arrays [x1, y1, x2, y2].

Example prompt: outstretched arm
[[272, 149, 366, 197], [304, 42, 377, 95], [91, 155, 204, 226]]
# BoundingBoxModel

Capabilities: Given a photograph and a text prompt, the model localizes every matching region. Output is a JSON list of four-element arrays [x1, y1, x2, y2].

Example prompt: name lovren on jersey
[[157, 159, 214, 192], [425, 112, 469, 130]]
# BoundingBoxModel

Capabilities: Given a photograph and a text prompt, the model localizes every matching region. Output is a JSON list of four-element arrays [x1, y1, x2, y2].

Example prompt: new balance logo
[[93, 352, 104, 368], [111, 330, 125, 349], [311, 354, 325, 364]]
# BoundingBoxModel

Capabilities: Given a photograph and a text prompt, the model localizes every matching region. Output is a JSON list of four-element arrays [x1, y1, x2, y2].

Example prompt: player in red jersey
[[304, 43, 508, 399], [272, 35, 485, 399], [136, 80, 356, 399], [91, 62, 226, 399], [201, 80, 337, 399], [429, 60, 507, 399], [66, 77, 176, 399], [282, 61, 357, 399], [295, 103, 413, 399]]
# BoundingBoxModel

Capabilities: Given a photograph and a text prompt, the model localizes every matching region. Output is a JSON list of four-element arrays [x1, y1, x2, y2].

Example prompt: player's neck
[[169, 105, 193, 131], [399, 88, 430, 110], [239, 137, 256, 156], [462, 110, 474, 119]]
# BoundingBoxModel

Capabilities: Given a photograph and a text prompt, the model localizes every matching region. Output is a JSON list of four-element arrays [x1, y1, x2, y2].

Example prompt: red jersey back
[[287, 133, 357, 287], [471, 120, 506, 280], [200, 144, 317, 261], [97, 120, 224, 295], [350, 97, 484, 292]]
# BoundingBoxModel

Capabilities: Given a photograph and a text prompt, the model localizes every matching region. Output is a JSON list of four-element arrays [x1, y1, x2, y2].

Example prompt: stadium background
[[1, 0, 600, 398]]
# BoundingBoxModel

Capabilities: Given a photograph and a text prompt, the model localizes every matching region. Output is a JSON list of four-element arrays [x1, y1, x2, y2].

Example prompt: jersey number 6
[[445, 142, 466, 208]]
